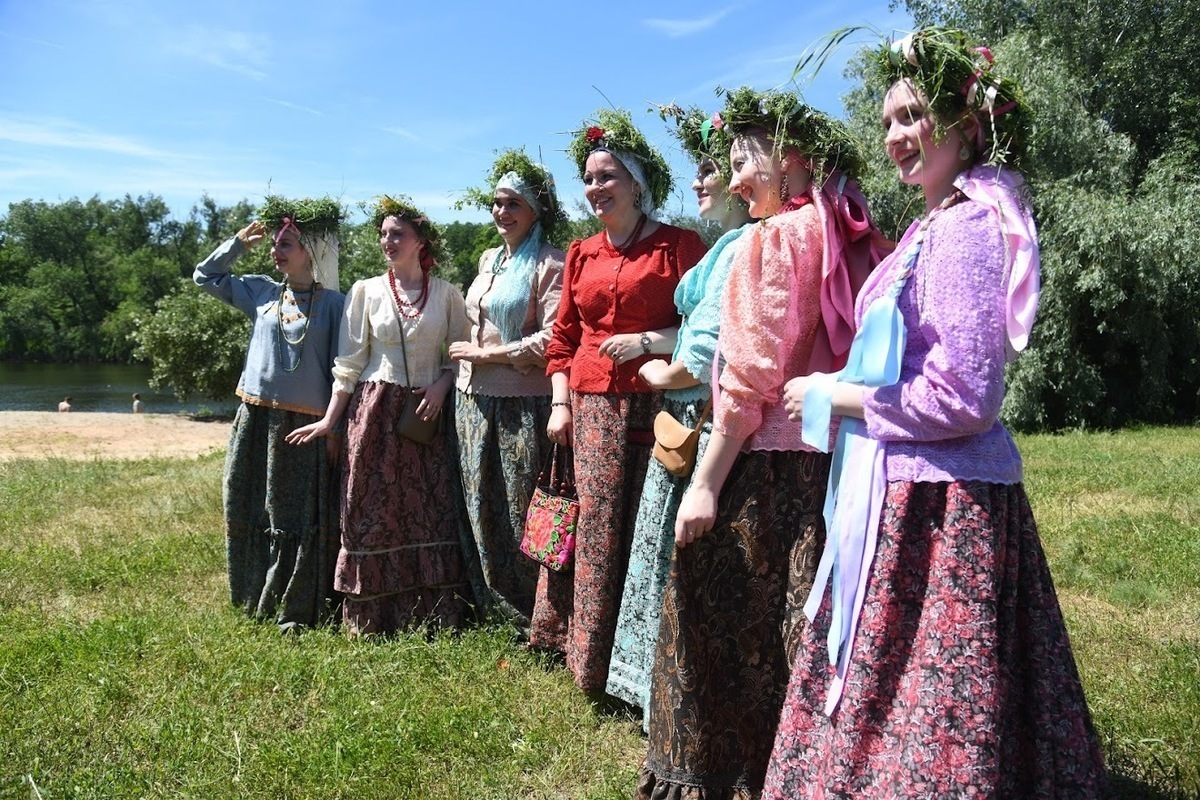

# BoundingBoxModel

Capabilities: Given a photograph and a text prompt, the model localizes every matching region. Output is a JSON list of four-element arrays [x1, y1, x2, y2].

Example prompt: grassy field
[[0, 427, 1197, 799]]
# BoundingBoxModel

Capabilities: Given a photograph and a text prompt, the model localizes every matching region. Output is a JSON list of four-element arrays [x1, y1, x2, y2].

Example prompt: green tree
[[131, 286, 248, 401]]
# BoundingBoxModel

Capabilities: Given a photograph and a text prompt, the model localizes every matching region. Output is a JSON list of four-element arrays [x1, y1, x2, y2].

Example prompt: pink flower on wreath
[[711, 112, 724, 131], [585, 126, 605, 143]]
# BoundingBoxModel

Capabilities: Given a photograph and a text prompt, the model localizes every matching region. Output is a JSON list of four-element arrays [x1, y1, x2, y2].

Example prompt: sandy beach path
[[0, 411, 230, 461]]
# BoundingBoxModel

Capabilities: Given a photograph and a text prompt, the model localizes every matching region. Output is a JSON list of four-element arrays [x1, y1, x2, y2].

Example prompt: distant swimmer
[[132, 393, 145, 413], [58, 396, 72, 413]]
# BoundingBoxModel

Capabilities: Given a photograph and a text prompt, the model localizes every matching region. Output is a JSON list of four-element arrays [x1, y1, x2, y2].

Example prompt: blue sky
[[0, 0, 911, 225]]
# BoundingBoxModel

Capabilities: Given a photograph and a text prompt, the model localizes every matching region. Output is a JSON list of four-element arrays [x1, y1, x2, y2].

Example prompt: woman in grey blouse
[[193, 197, 344, 631], [448, 150, 566, 628]]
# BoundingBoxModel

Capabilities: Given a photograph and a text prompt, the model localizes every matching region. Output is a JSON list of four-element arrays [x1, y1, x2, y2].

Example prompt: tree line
[[2, 0, 1197, 429]]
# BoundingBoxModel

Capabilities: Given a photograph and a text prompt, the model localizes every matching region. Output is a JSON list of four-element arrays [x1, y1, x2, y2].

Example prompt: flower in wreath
[[586, 126, 605, 142]]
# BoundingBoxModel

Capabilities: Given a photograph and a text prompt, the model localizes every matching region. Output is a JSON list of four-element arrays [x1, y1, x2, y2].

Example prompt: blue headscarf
[[488, 214, 544, 343]]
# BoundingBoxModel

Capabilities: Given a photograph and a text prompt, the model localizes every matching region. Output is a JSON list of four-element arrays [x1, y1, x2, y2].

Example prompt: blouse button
[[609, 283, 616, 290]]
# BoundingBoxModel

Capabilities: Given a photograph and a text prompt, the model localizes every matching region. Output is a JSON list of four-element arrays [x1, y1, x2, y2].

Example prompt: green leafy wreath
[[865, 26, 1030, 168], [567, 108, 673, 212], [717, 86, 867, 182], [457, 147, 569, 245], [257, 195, 344, 239], [368, 194, 445, 264]]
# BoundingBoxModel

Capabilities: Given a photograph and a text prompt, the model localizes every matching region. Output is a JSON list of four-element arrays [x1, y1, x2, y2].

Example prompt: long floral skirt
[[762, 480, 1110, 799], [607, 394, 711, 722], [453, 390, 551, 625], [337, 380, 473, 636], [638, 449, 829, 799], [528, 390, 660, 690], [223, 402, 340, 629]]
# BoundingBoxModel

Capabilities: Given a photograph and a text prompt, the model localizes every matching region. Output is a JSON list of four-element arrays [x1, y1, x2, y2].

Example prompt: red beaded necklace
[[387, 267, 428, 319]]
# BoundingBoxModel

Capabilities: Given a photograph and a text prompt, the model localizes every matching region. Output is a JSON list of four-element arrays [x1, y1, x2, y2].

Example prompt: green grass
[[1, 427, 1198, 798]]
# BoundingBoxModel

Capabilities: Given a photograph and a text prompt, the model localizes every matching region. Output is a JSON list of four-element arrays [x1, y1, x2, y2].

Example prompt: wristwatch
[[640, 332, 652, 354]]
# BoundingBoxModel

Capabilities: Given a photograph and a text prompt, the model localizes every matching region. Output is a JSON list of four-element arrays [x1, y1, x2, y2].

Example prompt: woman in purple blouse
[[761, 28, 1110, 797]]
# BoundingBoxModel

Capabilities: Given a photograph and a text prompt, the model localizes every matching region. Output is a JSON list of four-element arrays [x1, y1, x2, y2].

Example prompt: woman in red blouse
[[530, 109, 707, 691]]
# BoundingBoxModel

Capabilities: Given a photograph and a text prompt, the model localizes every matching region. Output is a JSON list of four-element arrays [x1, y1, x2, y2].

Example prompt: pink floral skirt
[[336, 380, 472, 636], [762, 480, 1110, 799]]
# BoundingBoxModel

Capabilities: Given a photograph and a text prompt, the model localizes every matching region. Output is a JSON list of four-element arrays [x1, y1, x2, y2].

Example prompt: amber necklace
[[275, 282, 318, 372]]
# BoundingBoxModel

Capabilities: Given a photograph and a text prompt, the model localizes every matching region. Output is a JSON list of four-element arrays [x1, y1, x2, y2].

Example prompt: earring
[[959, 143, 972, 161], [779, 174, 790, 201]]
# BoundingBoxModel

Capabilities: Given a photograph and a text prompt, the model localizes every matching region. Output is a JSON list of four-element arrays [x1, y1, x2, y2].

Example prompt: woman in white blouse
[[289, 195, 471, 636]]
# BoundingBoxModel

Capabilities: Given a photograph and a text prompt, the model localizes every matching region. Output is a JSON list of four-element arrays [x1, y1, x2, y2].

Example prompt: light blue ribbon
[[800, 219, 923, 714]]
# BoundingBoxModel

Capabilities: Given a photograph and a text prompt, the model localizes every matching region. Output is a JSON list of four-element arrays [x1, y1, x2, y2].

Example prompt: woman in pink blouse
[[530, 109, 707, 691], [762, 29, 1109, 797], [642, 88, 888, 798]]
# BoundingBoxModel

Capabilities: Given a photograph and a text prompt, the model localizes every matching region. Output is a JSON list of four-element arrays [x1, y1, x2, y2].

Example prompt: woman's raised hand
[[236, 220, 267, 249]]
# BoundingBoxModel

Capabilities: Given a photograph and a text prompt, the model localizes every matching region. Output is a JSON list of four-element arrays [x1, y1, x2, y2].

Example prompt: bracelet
[[640, 332, 652, 354], [551, 401, 572, 408]]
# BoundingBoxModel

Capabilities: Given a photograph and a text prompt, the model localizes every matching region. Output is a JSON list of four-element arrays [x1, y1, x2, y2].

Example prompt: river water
[[0, 362, 238, 415]]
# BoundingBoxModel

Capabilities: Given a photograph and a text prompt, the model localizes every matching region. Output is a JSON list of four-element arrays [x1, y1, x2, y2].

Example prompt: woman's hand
[[412, 378, 451, 422], [674, 485, 718, 548], [285, 418, 333, 445], [783, 375, 812, 422], [448, 341, 495, 363], [547, 405, 573, 447], [599, 333, 643, 366], [236, 221, 267, 249]]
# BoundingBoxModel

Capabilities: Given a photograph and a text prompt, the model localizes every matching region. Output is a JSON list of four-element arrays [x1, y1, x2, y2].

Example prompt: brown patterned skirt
[[528, 390, 660, 690], [638, 449, 829, 799], [336, 380, 473, 636]]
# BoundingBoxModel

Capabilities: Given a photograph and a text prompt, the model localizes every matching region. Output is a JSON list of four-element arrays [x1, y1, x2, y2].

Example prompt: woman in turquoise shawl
[[606, 107, 751, 722]]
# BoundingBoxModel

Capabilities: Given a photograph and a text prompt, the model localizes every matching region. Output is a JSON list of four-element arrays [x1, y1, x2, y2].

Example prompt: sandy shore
[[0, 411, 230, 461]]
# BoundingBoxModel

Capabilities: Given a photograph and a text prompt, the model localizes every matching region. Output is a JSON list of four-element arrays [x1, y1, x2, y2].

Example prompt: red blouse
[[546, 223, 707, 393]]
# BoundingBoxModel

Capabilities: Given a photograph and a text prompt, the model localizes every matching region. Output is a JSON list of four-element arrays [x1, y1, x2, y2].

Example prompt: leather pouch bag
[[652, 397, 711, 478]]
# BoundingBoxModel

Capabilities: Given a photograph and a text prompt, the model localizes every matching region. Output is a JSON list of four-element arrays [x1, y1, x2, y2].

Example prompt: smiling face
[[882, 79, 967, 208], [582, 150, 639, 225], [379, 216, 425, 271], [491, 188, 538, 249], [728, 132, 782, 219], [270, 228, 313, 284], [691, 158, 730, 222]]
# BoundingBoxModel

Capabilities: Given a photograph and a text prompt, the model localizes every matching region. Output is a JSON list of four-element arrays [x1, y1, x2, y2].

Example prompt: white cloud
[[0, 115, 181, 161], [643, 7, 735, 37], [267, 99, 324, 117], [162, 23, 271, 81], [381, 126, 421, 143]]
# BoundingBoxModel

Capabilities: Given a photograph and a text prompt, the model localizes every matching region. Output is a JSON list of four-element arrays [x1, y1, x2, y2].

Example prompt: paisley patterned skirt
[[336, 380, 473, 636], [762, 480, 1110, 799], [607, 395, 711, 722], [638, 449, 829, 799], [528, 390, 660, 690], [223, 401, 341, 629], [453, 390, 551, 626]]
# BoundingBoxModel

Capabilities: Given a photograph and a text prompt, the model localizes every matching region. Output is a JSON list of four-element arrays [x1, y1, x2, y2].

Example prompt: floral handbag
[[520, 444, 579, 572]]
